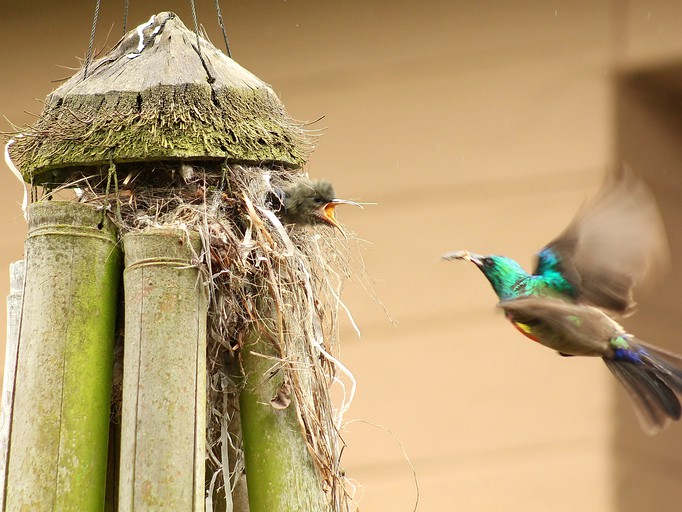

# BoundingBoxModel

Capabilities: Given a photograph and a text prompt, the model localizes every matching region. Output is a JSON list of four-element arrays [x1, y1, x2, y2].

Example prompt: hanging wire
[[123, 0, 129, 34], [214, 0, 232, 58], [189, 0, 203, 60], [83, 0, 102, 79], [190, 0, 217, 83]]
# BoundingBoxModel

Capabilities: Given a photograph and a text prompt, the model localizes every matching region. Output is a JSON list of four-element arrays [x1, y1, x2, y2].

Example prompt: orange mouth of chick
[[317, 203, 341, 229], [315, 202, 341, 229]]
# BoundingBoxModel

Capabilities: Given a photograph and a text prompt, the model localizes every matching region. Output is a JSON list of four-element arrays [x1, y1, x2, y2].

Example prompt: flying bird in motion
[[270, 179, 360, 229], [443, 169, 668, 312], [443, 169, 680, 433]]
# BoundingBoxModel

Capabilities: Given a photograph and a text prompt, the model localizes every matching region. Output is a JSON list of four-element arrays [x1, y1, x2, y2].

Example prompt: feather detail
[[533, 168, 669, 314], [604, 337, 682, 434], [604, 358, 681, 434]]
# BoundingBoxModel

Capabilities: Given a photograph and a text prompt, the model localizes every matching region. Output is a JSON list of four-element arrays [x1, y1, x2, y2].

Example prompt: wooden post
[[0, 260, 25, 511], [4, 201, 120, 510], [120, 228, 207, 511]]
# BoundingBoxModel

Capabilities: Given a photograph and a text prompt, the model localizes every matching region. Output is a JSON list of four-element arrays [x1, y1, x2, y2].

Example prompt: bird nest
[[43, 161, 359, 511]]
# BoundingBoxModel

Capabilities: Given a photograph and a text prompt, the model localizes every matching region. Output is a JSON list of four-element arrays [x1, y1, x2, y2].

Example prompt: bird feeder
[[4, 11, 355, 512]]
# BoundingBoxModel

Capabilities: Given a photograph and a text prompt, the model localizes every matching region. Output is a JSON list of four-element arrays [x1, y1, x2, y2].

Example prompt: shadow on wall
[[614, 64, 682, 512]]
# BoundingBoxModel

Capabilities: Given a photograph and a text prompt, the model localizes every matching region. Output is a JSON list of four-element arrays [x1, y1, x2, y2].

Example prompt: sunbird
[[443, 169, 681, 433], [270, 179, 360, 229]]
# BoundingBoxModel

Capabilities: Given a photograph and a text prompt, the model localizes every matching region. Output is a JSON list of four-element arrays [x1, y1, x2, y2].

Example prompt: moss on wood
[[8, 12, 311, 185]]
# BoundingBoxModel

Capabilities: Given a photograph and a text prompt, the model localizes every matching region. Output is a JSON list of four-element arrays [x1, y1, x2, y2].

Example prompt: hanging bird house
[[5, 11, 357, 512]]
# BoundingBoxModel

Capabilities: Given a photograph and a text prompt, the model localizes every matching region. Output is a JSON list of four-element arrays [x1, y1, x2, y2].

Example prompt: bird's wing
[[533, 168, 669, 315]]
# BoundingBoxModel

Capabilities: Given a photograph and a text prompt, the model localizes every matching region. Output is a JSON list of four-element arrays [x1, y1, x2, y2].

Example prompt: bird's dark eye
[[482, 257, 494, 267]]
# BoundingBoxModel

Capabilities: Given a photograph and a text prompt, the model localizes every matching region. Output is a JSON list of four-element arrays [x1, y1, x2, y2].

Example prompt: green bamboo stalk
[[120, 228, 207, 511], [0, 260, 25, 511], [5, 201, 121, 510], [239, 325, 327, 511]]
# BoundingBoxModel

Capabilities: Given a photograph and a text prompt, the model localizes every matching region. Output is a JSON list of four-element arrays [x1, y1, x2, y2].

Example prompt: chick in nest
[[270, 179, 360, 229]]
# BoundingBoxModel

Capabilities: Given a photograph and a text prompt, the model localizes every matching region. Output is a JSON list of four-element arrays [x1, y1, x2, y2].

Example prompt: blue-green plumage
[[532, 248, 579, 297], [443, 169, 680, 433], [444, 250, 578, 303], [610, 333, 645, 363], [444, 168, 668, 314]]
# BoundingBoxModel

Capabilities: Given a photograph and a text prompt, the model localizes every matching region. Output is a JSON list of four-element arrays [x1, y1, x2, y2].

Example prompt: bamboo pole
[[4, 201, 121, 510], [239, 325, 327, 511], [0, 260, 25, 511], [120, 228, 207, 511]]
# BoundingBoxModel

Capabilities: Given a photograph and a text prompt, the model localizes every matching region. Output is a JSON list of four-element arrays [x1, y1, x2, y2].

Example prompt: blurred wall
[[614, 66, 682, 512], [1, 1, 682, 511]]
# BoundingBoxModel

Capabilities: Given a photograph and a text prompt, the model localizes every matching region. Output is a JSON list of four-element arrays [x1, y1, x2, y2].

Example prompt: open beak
[[441, 250, 484, 267], [317, 198, 362, 229]]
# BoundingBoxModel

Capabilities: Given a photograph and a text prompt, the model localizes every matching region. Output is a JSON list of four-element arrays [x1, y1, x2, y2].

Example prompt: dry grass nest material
[[43, 162, 361, 511]]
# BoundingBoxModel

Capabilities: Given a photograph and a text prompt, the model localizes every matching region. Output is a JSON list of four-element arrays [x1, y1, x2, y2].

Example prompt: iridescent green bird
[[443, 169, 680, 433], [443, 169, 668, 313]]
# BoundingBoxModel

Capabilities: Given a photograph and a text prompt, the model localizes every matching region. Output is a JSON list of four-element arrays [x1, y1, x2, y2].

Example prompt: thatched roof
[[9, 11, 310, 186]]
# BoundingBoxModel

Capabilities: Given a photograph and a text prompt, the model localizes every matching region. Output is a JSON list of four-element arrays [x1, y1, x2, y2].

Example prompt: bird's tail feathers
[[637, 340, 682, 389], [604, 339, 682, 434]]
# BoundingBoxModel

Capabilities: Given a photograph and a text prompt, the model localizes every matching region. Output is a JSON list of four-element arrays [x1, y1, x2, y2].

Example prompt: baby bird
[[270, 178, 359, 229]]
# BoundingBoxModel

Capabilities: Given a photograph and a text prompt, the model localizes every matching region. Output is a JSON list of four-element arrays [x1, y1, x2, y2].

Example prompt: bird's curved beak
[[317, 199, 362, 229], [441, 250, 484, 267]]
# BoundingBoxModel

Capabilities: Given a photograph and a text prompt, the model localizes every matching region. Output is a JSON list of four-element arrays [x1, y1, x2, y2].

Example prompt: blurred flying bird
[[270, 179, 360, 229], [499, 297, 682, 433], [443, 168, 668, 314], [443, 168, 678, 432]]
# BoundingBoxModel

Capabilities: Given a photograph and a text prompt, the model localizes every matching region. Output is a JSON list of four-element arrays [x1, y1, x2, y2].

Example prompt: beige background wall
[[2, 1, 682, 511]]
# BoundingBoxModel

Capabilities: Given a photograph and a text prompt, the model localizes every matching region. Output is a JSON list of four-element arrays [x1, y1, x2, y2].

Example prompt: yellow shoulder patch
[[514, 322, 533, 334]]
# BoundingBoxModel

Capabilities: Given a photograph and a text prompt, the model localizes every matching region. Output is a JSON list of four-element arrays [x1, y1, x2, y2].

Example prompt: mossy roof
[[8, 11, 311, 185]]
